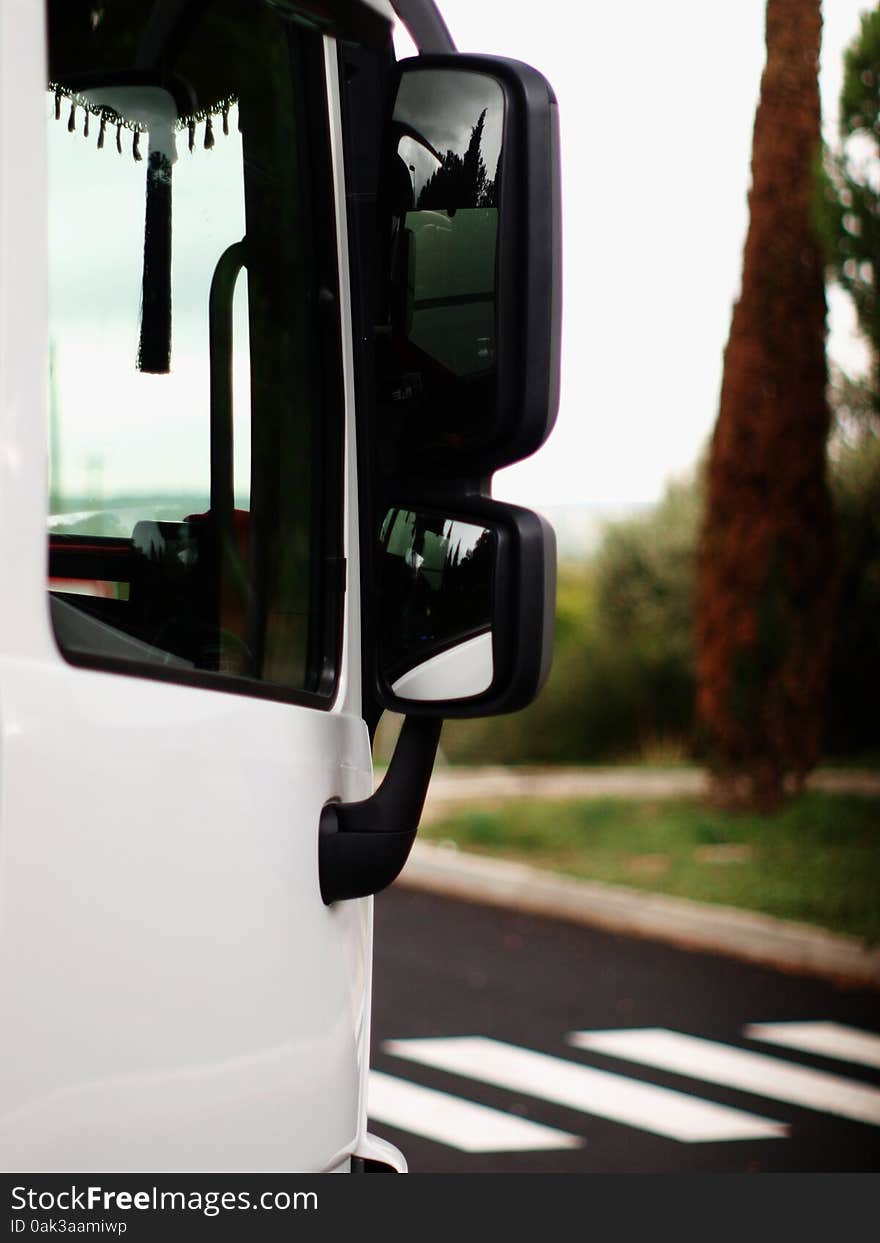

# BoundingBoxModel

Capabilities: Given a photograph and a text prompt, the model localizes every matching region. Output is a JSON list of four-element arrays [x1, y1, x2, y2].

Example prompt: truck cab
[[0, 0, 559, 1172]]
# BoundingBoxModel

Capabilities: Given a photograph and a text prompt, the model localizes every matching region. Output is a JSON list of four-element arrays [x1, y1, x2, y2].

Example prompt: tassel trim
[[48, 83, 238, 161]]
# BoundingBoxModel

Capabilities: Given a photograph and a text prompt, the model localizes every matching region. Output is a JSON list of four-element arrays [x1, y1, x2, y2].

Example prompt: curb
[[419, 766, 880, 809], [397, 841, 880, 990]]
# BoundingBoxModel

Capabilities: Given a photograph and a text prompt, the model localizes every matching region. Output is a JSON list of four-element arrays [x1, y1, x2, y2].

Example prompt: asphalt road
[[369, 887, 880, 1173]]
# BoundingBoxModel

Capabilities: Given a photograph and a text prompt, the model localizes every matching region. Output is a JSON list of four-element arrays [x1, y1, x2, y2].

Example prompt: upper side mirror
[[377, 55, 561, 479], [375, 499, 555, 718]]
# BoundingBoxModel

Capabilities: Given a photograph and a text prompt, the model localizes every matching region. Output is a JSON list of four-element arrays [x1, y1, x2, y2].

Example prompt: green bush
[[438, 442, 880, 767], [825, 434, 880, 757], [440, 476, 701, 765]]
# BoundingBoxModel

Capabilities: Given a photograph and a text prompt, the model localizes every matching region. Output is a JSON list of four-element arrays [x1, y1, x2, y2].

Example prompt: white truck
[[0, 0, 560, 1172]]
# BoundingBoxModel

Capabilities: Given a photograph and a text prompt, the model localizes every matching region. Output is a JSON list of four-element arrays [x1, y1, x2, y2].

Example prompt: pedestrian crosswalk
[[368, 1021, 880, 1154], [569, 1028, 880, 1127], [383, 1036, 786, 1143]]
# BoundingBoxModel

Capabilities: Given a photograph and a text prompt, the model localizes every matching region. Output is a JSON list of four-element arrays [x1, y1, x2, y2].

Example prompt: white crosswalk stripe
[[744, 1021, 880, 1070], [370, 1021, 880, 1154], [569, 1028, 880, 1127], [368, 1069, 583, 1152], [382, 1036, 786, 1143]]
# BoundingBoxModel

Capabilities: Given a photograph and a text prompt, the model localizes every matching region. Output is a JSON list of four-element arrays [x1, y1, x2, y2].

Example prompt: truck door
[[0, 0, 378, 1172]]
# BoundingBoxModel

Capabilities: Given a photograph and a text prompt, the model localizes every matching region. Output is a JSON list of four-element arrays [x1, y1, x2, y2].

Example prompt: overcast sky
[[395, 0, 876, 510]]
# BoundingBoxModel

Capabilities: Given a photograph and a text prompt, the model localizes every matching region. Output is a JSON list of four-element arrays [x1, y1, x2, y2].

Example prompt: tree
[[695, 0, 838, 810], [825, 7, 879, 420], [417, 110, 497, 211]]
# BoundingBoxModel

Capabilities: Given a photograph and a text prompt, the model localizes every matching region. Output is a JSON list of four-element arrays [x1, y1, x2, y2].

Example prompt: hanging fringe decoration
[[47, 82, 238, 382], [48, 83, 238, 387], [49, 85, 238, 162]]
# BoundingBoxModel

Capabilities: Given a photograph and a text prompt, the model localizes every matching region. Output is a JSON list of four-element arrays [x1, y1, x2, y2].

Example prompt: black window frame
[[45, 6, 346, 712]]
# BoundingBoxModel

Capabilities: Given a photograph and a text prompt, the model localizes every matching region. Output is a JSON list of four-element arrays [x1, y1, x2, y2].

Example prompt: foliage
[[695, 0, 838, 810], [439, 477, 701, 765], [825, 433, 880, 755], [595, 477, 698, 676], [815, 3, 880, 757], [821, 7, 880, 426], [432, 427, 878, 768]]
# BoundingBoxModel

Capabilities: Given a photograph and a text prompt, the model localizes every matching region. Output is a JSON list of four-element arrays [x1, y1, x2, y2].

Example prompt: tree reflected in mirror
[[378, 508, 495, 701]]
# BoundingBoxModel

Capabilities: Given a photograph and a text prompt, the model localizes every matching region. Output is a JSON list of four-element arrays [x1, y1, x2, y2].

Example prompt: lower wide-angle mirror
[[375, 501, 556, 717], [378, 508, 496, 701]]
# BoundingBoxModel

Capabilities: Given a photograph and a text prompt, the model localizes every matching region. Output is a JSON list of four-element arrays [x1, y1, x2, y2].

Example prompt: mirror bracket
[[392, 0, 456, 54], [318, 715, 441, 903]]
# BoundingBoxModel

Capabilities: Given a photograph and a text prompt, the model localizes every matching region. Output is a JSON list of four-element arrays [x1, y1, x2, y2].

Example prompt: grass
[[422, 793, 880, 943]]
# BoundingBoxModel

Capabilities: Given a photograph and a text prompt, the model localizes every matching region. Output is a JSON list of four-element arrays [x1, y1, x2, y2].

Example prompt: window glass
[[46, 0, 341, 698]]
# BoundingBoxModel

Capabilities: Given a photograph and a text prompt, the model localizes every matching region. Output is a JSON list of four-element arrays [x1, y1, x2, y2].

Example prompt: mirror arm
[[318, 715, 442, 903], [391, 0, 456, 54]]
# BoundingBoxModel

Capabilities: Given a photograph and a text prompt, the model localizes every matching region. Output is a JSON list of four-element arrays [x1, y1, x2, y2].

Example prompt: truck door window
[[46, 0, 342, 703]]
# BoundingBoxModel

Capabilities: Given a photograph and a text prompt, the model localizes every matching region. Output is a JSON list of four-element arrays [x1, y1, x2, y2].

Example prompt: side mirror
[[319, 49, 562, 903], [377, 55, 561, 479], [375, 501, 555, 717]]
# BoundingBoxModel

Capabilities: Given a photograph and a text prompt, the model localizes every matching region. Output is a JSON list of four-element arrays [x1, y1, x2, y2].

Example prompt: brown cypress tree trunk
[[695, 0, 838, 811]]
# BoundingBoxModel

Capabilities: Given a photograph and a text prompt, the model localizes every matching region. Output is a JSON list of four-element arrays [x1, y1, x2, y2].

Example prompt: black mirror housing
[[378, 54, 561, 479]]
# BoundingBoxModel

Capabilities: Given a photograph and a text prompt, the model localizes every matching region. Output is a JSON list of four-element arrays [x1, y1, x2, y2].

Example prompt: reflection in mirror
[[379, 508, 495, 702], [381, 70, 505, 467]]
